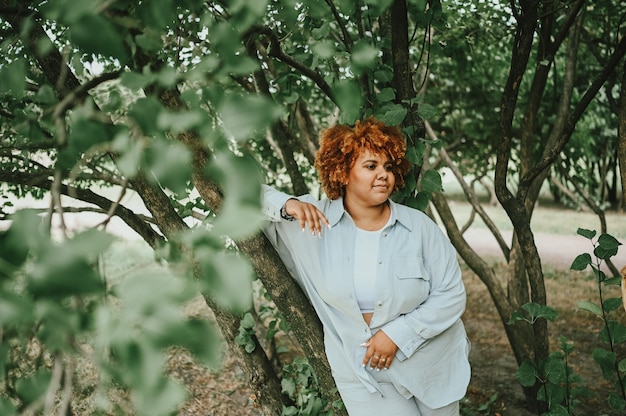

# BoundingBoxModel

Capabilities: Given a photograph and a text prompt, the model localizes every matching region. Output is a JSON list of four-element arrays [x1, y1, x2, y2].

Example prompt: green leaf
[[515, 302, 558, 322], [421, 169, 443, 193], [592, 348, 616, 380], [0, 397, 17, 416], [311, 22, 331, 39], [34, 84, 57, 105], [570, 253, 591, 271], [381, 104, 408, 126], [158, 319, 221, 366], [578, 300, 602, 317], [144, 138, 192, 197], [598, 233, 622, 249], [332, 79, 363, 124], [604, 276, 622, 286], [16, 369, 51, 403], [157, 109, 205, 134], [209, 151, 264, 240], [507, 310, 528, 325], [608, 392, 626, 410], [138, 0, 176, 29], [129, 96, 163, 134], [594, 241, 619, 260], [136, 378, 186, 416], [576, 228, 596, 239], [603, 297, 623, 313], [0, 291, 33, 327], [198, 251, 254, 313], [516, 360, 537, 387], [0, 211, 37, 277], [377, 88, 396, 102], [27, 230, 113, 298], [111, 131, 143, 178], [312, 40, 337, 59], [543, 357, 566, 384], [405, 192, 430, 211], [417, 103, 439, 119], [135, 28, 164, 52], [70, 14, 128, 63], [0, 59, 26, 97], [281, 377, 297, 396], [603, 320, 626, 343], [121, 71, 157, 91], [351, 40, 380, 71], [241, 313, 256, 330], [220, 94, 281, 141]]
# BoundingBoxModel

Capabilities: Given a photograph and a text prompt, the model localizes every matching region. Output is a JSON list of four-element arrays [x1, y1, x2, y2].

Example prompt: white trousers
[[336, 370, 460, 416]]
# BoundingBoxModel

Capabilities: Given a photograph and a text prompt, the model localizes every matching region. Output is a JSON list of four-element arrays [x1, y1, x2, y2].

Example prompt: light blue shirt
[[261, 185, 471, 409]]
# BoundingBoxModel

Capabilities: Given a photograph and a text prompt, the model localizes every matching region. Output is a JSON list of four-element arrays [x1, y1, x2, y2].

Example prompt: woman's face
[[345, 149, 395, 207]]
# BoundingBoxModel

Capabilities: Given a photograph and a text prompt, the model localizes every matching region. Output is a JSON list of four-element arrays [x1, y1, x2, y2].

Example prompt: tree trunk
[[618, 61, 626, 212]]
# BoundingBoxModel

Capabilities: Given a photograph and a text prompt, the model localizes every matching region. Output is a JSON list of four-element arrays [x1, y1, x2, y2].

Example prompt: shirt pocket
[[390, 256, 431, 314]]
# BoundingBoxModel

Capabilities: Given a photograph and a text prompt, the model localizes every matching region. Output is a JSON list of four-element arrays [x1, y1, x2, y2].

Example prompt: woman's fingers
[[361, 331, 398, 370], [285, 200, 329, 235], [362, 350, 393, 370]]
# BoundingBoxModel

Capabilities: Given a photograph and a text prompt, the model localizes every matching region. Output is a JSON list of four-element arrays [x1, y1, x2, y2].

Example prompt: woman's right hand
[[284, 199, 330, 236]]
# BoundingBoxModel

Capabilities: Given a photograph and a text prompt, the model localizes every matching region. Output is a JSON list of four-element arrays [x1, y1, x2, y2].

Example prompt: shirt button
[[383, 233, 387, 237], [376, 301, 383, 307]]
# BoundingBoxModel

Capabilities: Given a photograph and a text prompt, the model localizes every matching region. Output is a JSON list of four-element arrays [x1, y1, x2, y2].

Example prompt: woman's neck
[[345, 200, 390, 231]]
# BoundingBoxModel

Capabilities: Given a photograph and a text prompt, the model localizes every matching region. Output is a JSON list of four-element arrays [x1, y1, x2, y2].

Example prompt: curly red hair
[[314, 118, 412, 200]]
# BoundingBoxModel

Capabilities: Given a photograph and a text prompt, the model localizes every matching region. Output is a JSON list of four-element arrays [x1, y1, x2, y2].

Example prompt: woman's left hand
[[361, 330, 398, 370]]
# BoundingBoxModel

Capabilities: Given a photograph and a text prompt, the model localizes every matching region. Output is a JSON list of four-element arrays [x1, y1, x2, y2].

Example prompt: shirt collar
[[326, 197, 414, 231]]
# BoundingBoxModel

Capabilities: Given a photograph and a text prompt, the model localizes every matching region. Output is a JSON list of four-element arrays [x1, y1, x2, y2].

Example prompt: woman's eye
[[366, 165, 376, 170], [385, 165, 393, 171]]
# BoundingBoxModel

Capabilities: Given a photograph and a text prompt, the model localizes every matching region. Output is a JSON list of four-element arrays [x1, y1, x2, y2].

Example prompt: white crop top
[[353, 227, 383, 313]]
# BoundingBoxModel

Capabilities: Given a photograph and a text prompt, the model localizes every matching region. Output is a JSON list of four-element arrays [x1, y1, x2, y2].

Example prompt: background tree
[[1, 0, 625, 414]]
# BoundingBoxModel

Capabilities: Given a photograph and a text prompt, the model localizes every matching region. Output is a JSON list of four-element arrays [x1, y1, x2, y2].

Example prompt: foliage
[[0, 211, 222, 415], [281, 357, 341, 416], [1, 0, 625, 414], [571, 229, 626, 412], [460, 393, 499, 416], [509, 228, 625, 415]]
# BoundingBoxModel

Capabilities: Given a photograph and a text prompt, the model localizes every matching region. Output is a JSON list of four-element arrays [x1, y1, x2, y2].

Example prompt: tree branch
[[0, 169, 164, 246], [244, 25, 337, 104]]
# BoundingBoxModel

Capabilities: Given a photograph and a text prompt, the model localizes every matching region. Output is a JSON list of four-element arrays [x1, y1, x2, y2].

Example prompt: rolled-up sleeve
[[261, 184, 294, 221]]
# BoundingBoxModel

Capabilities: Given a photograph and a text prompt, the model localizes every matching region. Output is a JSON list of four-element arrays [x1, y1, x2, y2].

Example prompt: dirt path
[[462, 228, 626, 271]]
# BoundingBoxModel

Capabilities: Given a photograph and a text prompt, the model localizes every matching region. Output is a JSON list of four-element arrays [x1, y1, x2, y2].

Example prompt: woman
[[262, 118, 470, 415]]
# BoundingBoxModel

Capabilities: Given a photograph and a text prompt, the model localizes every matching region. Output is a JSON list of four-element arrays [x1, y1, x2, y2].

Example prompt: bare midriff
[[362, 312, 373, 326]]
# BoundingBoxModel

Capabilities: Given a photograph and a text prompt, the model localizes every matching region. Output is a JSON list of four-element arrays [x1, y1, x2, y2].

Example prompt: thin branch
[[324, 0, 353, 51], [1, 170, 163, 246], [51, 70, 122, 119], [57, 357, 73, 416], [526, 32, 626, 185], [43, 355, 64, 415], [243, 25, 336, 104], [426, 120, 511, 260]]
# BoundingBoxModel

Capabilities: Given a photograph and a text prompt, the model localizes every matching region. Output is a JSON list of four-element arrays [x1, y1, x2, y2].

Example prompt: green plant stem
[[595, 259, 626, 401]]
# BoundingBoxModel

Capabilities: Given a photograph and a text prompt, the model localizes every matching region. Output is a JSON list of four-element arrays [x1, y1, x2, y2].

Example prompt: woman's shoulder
[[392, 200, 431, 220], [391, 201, 441, 233]]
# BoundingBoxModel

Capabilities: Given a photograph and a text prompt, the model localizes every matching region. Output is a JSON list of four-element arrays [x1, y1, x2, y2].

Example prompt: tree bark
[[618, 61, 626, 212]]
